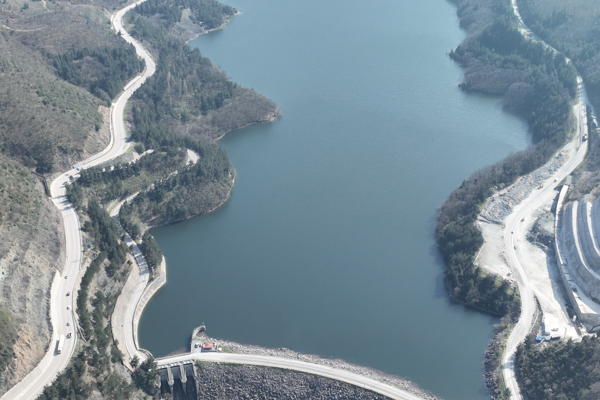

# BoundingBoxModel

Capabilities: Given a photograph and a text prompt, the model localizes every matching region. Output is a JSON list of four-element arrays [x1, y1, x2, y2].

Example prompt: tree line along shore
[[440, 0, 600, 399], [0, 0, 280, 397], [39, 0, 284, 397], [2, 0, 600, 398]]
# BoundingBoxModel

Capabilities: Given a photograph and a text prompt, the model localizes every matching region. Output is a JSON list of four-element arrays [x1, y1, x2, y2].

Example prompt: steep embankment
[[0, 2, 147, 391]]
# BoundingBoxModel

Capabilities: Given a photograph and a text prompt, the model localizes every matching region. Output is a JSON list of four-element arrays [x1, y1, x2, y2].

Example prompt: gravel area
[[480, 151, 566, 224]]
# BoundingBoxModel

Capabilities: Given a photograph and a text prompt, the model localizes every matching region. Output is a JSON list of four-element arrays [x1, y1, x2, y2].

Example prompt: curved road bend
[[502, 1, 594, 399], [158, 353, 428, 400], [0, 2, 155, 399]]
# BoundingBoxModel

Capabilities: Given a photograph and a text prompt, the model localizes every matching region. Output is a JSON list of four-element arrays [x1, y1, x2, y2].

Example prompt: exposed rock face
[[196, 363, 389, 400], [0, 182, 65, 396], [0, 97, 111, 396], [480, 152, 565, 224], [527, 209, 555, 251], [483, 332, 503, 400]]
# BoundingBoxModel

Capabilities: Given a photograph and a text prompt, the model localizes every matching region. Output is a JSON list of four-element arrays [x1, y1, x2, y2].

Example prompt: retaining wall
[[555, 187, 600, 326], [133, 256, 167, 350], [577, 198, 600, 272]]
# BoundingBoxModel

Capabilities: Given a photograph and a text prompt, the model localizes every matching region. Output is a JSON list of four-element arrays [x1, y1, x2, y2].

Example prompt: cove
[[138, 0, 530, 398]]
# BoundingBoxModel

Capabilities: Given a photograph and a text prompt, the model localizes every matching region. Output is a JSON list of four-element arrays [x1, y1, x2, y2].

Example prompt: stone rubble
[[480, 152, 565, 224], [482, 332, 504, 400], [526, 210, 555, 251], [196, 363, 389, 400]]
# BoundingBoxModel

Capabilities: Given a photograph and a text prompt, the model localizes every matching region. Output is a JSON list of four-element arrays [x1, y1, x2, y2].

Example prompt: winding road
[[7, 0, 579, 398], [0, 3, 432, 400], [0, 2, 155, 399], [501, 1, 594, 399]]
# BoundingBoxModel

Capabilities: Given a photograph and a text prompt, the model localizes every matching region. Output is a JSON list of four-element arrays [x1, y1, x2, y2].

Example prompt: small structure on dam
[[191, 325, 221, 353], [155, 325, 220, 399], [555, 187, 600, 330]]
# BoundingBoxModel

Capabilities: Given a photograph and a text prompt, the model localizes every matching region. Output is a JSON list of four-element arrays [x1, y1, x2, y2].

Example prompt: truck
[[57, 335, 65, 355]]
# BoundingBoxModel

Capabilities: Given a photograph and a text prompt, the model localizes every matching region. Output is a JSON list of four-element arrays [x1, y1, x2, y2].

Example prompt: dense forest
[[85, 199, 129, 277], [67, 148, 187, 205], [52, 45, 145, 103], [127, 142, 233, 227], [516, 0, 600, 201], [438, 0, 577, 316], [128, 7, 279, 142], [139, 232, 163, 272], [518, 0, 600, 109], [136, 0, 236, 30], [516, 335, 600, 400]]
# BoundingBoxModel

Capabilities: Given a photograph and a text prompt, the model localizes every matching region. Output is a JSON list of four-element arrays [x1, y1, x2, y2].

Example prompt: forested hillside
[[436, 1, 583, 395], [516, 0, 600, 201], [438, 0, 576, 316], [0, 1, 148, 172], [127, 0, 280, 142], [38, 0, 278, 395], [0, 0, 156, 391], [136, 0, 236, 30], [516, 334, 600, 400], [441, 0, 600, 399]]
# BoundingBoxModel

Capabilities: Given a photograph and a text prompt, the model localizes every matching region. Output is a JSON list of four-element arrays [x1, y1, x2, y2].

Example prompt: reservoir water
[[139, 0, 530, 398]]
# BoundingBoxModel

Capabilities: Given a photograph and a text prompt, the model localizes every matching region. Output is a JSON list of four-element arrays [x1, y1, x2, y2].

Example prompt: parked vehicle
[[57, 335, 65, 354]]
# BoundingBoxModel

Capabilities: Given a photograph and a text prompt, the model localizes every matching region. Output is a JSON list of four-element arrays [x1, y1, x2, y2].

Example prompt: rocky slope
[[196, 363, 389, 400], [0, 154, 65, 395]]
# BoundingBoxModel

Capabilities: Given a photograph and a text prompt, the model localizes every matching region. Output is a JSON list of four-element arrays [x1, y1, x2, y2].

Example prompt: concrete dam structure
[[555, 188, 600, 329], [158, 363, 196, 400]]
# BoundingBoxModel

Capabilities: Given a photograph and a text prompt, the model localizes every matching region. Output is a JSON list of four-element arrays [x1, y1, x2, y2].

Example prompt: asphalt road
[[501, 97, 587, 399], [157, 352, 429, 400], [501, 4, 592, 397], [109, 195, 150, 364], [0, 2, 155, 399], [7, 0, 579, 398]]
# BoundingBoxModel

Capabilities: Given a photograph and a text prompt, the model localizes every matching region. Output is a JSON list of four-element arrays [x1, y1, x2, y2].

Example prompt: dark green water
[[139, 1, 530, 398]]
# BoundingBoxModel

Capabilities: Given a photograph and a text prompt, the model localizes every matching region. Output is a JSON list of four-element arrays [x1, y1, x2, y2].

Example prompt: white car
[[66, 306, 70, 310]]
